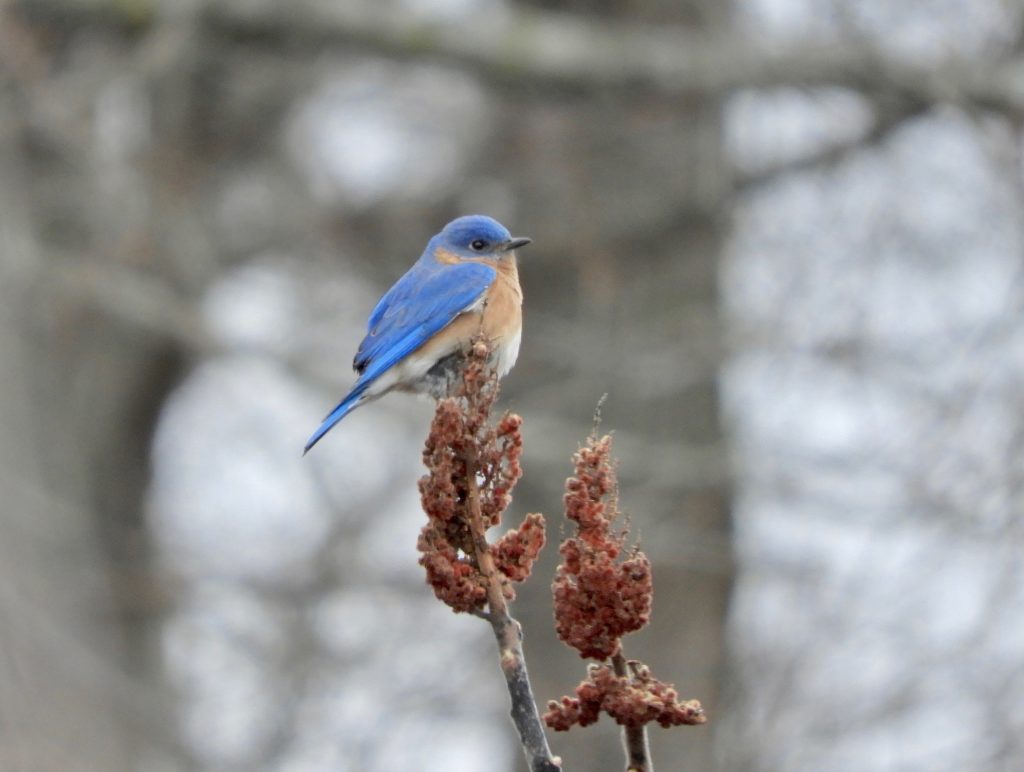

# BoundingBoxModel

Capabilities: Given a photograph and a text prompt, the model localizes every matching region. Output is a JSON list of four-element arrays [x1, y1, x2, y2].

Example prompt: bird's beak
[[502, 237, 532, 252]]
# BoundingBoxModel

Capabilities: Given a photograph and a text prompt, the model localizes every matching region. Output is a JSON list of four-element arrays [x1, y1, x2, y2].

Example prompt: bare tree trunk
[[501, 1, 734, 769], [0, 295, 154, 771], [0, 13, 186, 768]]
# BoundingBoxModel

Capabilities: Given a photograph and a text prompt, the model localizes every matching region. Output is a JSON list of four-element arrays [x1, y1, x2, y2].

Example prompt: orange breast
[[481, 259, 522, 343]]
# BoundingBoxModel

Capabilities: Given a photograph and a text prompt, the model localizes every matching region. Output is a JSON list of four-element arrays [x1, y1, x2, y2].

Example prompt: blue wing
[[304, 257, 495, 453], [353, 258, 496, 375]]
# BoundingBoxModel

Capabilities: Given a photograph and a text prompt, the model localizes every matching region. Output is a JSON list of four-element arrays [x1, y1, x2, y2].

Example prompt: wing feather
[[353, 258, 495, 376]]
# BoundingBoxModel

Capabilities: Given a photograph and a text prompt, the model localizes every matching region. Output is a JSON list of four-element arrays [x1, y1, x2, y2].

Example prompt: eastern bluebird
[[304, 214, 530, 453]]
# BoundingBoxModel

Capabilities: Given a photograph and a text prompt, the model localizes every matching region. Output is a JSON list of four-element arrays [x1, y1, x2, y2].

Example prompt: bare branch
[[734, 98, 931, 191], [202, 1, 1024, 116], [612, 652, 652, 772], [418, 345, 558, 771], [15, 0, 1024, 117], [462, 445, 561, 772]]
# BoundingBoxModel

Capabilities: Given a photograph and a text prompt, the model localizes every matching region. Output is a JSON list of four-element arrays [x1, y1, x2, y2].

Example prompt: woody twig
[[417, 338, 559, 772]]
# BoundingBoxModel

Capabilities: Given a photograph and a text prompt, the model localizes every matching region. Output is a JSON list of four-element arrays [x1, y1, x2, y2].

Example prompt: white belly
[[367, 321, 521, 400], [493, 328, 521, 378]]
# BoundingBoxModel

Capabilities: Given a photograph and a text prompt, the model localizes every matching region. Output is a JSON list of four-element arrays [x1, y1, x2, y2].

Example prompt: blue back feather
[[303, 249, 496, 453]]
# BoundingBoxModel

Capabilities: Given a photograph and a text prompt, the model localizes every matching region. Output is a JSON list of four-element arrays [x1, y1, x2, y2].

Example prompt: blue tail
[[304, 325, 432, 454], [303, 387, 366, 454]]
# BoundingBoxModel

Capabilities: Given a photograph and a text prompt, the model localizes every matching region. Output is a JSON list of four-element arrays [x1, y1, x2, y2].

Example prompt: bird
[[304, 214, 530, 453]]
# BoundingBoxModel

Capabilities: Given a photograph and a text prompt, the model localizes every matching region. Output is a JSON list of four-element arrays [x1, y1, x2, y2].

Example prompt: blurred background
[[2, 0, 1023, 770]]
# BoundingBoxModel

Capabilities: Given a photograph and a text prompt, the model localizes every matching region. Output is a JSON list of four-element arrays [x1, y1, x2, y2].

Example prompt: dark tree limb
[[16, 0, 1024, 116], [734, 97, 932, 191], [201, 0, 1024, 118]]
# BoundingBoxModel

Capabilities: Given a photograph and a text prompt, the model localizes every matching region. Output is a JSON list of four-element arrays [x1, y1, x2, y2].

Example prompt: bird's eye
[[470, 239, 487, 251]]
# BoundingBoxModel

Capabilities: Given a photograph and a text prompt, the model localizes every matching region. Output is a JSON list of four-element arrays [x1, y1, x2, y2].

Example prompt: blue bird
[[304, 215, 530, 453]]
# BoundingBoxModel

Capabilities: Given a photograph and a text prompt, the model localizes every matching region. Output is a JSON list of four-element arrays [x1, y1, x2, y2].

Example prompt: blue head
[[432, 215, 531, 260]]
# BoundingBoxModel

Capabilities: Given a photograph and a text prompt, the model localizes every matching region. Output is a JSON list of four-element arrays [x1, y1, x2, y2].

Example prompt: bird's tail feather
[[303, 387, 366, 454], [303, 328, 421, 454]]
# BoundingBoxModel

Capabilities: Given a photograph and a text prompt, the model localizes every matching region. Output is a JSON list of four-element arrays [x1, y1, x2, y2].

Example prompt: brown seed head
[[417, 337, 546, 612], [544, 662, 706, 732], [552, 433, 652, 659]]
